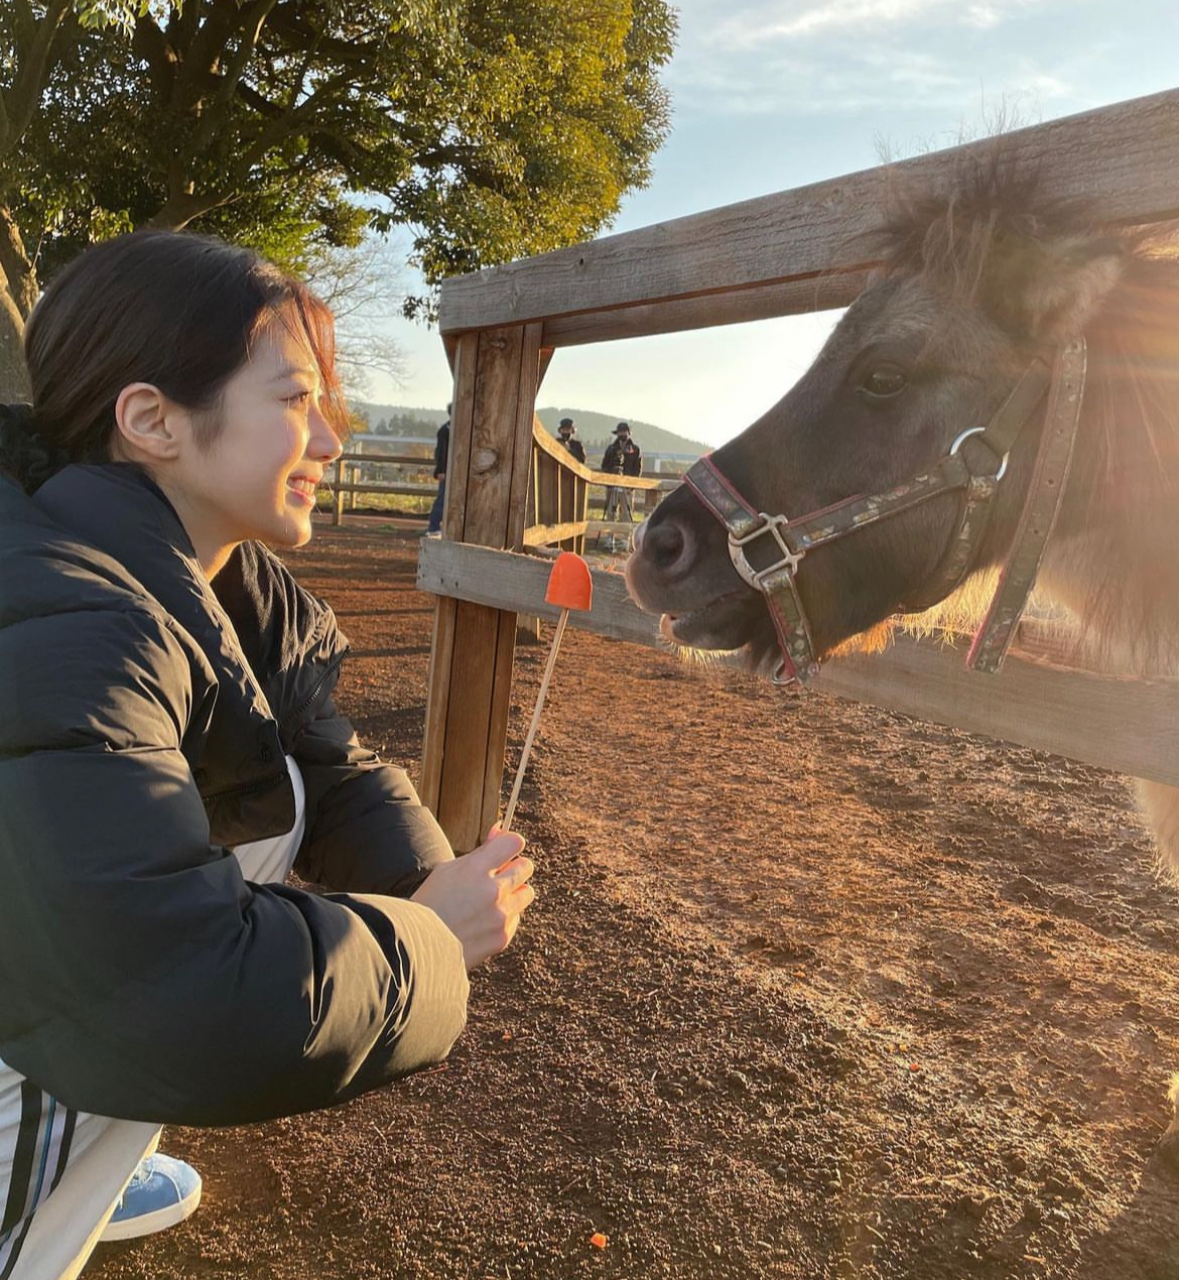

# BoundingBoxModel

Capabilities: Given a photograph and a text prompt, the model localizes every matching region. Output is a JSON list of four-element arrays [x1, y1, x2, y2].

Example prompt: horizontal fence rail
[[418, 540, 1179, 790], [322, 451, 436, 525]]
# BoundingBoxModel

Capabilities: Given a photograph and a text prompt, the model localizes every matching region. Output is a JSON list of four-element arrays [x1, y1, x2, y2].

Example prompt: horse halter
[[682, 338, 1087, 687]]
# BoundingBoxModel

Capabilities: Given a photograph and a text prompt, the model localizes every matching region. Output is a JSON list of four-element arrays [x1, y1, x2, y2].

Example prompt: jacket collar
[[31, 464, 300, 843], [33, 464, 275, 722]]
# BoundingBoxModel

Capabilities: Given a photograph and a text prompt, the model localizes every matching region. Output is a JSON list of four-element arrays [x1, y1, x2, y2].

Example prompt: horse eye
[[860, 365, 908, 399]]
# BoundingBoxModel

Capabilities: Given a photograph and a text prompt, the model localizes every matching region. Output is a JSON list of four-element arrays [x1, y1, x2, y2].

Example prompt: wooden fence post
[[420, 324, 542, 850], [332, 461, 344, 527]]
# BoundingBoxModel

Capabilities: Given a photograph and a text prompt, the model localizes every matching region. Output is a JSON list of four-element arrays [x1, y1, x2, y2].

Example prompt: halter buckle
[[726, 513, 804, 591]]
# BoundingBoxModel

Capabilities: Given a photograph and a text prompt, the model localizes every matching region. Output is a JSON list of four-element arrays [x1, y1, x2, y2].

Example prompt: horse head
[[626, 175, 1145, 677]]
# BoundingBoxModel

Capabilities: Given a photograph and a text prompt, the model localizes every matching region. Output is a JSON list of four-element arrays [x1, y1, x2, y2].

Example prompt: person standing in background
[[601, 422, 641, 521], [556, 417, 585, 465], [425, 405, 450, 536]]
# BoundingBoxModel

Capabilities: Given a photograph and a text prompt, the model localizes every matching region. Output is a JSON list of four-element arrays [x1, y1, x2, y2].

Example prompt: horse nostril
[[644, 518, 687, 571]]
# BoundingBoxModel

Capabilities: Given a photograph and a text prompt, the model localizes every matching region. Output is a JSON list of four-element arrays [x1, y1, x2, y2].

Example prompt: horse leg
[[1040, 545, 1179, 1158], [1131, 779, 1179, 1167], [1136, 780, 1179, 881]]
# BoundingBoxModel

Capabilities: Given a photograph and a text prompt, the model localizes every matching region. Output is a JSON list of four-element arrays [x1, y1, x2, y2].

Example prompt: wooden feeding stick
[[501, 552, 594, 832]]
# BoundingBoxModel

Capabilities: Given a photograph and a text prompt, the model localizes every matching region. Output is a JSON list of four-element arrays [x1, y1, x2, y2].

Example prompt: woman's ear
[[114, 383, 184, 461]]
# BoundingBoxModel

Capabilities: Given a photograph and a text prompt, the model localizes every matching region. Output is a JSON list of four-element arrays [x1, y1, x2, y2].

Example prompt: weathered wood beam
[[440, 89, 1179, 336], [522, 520, 588, 547], [419, 327, 542, 850], [417, 540, 1179, 789], [541, 272, 868, 347]]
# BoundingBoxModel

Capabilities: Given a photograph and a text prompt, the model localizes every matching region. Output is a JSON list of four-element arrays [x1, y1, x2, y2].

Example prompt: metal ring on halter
[[949, 426, 1009, 481], [772, 656, 818, 687]]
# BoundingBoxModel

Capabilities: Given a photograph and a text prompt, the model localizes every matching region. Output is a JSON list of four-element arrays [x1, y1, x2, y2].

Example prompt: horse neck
[[1039, 531, 1179, 679], [1036, 300, 1179, 679]]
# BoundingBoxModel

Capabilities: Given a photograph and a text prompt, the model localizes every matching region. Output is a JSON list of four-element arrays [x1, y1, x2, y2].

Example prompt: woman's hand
[[410, 828, 535, 970]]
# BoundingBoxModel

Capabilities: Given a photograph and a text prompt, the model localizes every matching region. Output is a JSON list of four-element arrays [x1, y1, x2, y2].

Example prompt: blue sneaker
[[100, 1154, 202, 1242]]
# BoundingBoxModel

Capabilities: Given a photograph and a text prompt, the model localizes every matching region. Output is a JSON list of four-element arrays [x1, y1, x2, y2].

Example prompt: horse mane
[[865, 166, 1179, 671], [1067, 252, 1179, 671]]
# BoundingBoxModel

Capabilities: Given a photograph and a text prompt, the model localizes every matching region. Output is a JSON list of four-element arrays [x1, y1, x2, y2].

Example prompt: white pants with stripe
[[0, 759, 306, 1280]]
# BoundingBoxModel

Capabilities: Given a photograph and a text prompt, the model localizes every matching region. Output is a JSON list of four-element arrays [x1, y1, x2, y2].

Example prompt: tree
[[300, 234, 408, 401], [0, 0, 675, 398]]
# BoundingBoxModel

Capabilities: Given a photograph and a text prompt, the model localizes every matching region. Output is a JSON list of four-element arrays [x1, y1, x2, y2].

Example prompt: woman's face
[[164, 322, 343, 575]]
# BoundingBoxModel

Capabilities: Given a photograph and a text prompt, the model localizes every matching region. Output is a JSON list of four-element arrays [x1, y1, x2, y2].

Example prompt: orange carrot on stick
[[501, 552, 593, 832]]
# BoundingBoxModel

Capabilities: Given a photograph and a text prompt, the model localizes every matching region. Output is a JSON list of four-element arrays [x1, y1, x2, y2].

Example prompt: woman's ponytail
[[0, 403, 71, 494]]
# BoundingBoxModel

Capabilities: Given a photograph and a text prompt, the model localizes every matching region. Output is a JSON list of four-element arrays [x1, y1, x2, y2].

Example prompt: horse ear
[[987, 234, 1125, 342]]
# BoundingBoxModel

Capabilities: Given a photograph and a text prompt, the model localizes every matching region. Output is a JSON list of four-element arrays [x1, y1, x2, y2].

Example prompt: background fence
[[323, 424, 669, 542]]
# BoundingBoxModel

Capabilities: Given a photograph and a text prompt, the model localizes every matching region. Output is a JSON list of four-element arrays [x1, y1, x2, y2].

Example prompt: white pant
[[0, 759, 306, 1280]]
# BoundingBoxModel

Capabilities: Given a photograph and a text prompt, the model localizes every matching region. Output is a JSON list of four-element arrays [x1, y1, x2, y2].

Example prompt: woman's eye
[[286, 390, 313, 406], [860, 365, 908, 399]]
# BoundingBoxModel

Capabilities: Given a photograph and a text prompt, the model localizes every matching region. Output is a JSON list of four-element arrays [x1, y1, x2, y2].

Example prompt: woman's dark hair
[[0, 230, 345, 493]]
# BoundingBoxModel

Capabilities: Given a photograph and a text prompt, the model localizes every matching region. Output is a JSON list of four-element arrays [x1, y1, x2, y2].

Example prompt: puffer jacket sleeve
[[0, 600, 469, 1127], [214, 540, 454, 894], [293, 692, 455, 895]]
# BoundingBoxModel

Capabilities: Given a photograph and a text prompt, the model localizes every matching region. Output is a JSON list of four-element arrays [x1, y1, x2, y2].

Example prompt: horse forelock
[[869, 166, 1135, 341], [870, 164, 1076, 300]]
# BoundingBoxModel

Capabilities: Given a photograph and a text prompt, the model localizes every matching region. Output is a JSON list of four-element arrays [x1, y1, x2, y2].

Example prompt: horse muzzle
[[626, 497, 770, 653]]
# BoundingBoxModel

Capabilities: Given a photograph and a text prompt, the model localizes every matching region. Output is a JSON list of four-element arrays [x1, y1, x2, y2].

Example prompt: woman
[[0, 231, 535, 1279]]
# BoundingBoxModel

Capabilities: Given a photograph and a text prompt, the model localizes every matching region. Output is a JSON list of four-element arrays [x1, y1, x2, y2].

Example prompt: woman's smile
[[286, 474, 320, 505]]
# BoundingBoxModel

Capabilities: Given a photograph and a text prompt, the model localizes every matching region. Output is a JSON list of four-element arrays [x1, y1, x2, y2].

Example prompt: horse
[[625, 168, 1179, 1133]]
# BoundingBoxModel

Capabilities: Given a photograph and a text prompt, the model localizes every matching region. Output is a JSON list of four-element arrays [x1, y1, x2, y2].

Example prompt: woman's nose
[[309, 404, 343, 462]]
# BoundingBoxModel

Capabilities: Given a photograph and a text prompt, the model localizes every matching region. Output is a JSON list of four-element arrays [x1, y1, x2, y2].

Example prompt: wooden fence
[[324, 425, 664, 542], [325, 450, 434, 525], [523, 419, 662, 552], [417, 87, 1179, 851]]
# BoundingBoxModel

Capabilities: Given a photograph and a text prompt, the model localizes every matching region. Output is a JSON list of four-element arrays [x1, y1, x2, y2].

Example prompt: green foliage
[[4, 0, 676, 312], [73, 1, 152, 34]]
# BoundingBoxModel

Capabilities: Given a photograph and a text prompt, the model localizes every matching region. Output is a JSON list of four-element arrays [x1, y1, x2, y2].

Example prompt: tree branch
[[131, 12, 177, 102], [0, 204, 37, 317], [0, 0, 73, 164], [144, 187, 236, 231], [185, 0, 281, 159]]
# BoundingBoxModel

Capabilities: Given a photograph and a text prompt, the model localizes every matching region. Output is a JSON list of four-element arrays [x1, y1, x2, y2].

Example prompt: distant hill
[[356, 403, 708, 458]]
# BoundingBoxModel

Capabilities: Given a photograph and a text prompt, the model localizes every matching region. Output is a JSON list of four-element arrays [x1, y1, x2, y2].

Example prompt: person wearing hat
[[556, 417, 585, 465], [601, 422, 642, 521]]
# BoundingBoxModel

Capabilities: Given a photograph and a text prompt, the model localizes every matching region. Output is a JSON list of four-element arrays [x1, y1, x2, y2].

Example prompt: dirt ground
[[90, 519, 1179, 1280]]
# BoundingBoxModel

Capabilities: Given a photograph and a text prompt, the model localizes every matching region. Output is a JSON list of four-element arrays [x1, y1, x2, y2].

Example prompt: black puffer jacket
[[0, 463, 468, 1125]]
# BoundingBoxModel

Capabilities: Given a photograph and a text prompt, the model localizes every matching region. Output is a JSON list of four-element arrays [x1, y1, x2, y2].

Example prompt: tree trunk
[[0, 283, 30, 404], [0, 205, 37, 403]]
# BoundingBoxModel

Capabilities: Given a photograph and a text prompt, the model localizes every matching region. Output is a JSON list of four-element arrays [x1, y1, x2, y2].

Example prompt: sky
[[370, 0, 1179, 451]]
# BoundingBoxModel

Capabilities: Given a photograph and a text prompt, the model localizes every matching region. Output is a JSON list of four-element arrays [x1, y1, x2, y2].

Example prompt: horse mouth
[[659, 589, 758, 650]]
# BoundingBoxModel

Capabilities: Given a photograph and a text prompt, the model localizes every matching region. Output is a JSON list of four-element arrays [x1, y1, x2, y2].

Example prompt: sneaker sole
[[99, 1184, 202, 1242]]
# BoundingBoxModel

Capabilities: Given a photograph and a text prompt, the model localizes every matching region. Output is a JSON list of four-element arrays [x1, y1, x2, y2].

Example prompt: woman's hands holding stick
[[414, 556, 591, 966], [411, 828, 535, 970]]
